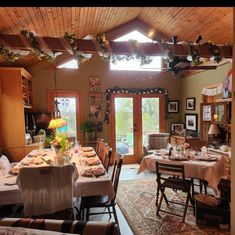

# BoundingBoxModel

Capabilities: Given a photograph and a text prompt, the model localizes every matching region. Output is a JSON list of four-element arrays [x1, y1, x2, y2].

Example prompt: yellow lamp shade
[[48, 118, 66, 129]]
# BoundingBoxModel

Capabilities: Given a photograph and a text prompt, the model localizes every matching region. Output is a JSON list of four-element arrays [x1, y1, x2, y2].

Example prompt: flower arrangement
[[183, 142, 190, 149], [50, 133, 72, 152]]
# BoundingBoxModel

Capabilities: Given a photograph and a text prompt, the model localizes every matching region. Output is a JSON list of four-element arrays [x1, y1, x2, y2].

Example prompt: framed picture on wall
[[168, 101, 179, 113], [185, 113, 198, 131], [89, 105, 102, 121], [186, 97, 196, 110], [171, 123, 184, 135], [89, 92, 102, 105], [89, 76, 101, 92]]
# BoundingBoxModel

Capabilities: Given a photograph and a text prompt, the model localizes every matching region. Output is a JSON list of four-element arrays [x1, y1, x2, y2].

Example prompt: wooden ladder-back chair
[[17, 165, 76, 220], [95, 138, 105, 156], [98, 142, 112, 173], [80, 153, 123, 224], [155, 162, 193, 223]]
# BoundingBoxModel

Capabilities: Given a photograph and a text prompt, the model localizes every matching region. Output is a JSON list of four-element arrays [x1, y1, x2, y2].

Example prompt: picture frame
[[89, 92, 102, 105], [88, 105, 102, 121], [168, 100, 179, 113], [89, 76, 101, 92], [171, 123, 184, 135], [185, 113, 198, 132], [202, 104, 212, 121], [186, 97, 196, 110]]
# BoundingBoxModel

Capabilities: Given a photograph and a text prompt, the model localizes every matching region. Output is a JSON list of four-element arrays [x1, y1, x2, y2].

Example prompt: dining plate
[[83, 151, 96, 157], [81, 147, 94, 152], [82, 166, 105, 177]]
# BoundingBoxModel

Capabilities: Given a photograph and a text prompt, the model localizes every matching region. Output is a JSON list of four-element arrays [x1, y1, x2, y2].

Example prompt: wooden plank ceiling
[[0, 7, 233, 67]]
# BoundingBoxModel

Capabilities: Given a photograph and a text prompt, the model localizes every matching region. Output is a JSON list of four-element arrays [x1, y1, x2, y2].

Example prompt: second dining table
[[0, 147, 115, 206], [138, 151, 228, 195]]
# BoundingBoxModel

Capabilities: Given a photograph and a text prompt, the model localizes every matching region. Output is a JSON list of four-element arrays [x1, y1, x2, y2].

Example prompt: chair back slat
[[111, 152, 123, 202], [95, 138, 105, 156], [156, 162, 185, 179], [98, 141, 112, 172]]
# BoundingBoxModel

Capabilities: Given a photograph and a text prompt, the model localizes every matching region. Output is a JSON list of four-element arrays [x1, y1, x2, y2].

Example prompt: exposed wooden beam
[[0, 34, 232, 58]]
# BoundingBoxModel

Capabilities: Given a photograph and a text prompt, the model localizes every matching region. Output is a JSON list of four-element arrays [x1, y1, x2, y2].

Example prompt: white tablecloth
[[138, 154, 227, 193], [0, 148, 115, 206]]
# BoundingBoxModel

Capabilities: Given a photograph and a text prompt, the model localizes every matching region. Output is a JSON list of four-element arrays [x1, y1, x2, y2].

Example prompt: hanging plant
[[162, 42, 174, 66], [0, 44, 22, 62], [104, 87, 168, 124], [188, 43, 201, 65], [203, 41, 222, 64], [21, 29, 54, 63], [64, 32, 91, 64], [94, 34, 111, 62]]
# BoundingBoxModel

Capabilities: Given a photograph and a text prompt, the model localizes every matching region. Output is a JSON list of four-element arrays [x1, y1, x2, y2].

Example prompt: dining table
[[0, 147, 115, 206], [138, 151, 228, 195]]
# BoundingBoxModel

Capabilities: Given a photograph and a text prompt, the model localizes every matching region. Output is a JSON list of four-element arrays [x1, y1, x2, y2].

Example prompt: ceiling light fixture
[[48, 53, 66, 130]]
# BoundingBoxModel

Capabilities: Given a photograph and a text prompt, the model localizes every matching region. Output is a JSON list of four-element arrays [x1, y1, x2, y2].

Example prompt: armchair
[[142, 133, 170, 157]]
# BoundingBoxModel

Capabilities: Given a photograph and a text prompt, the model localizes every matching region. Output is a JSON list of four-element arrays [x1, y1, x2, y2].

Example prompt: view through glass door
[[47, 91, 82, 144], [111, 94, 165, 164]]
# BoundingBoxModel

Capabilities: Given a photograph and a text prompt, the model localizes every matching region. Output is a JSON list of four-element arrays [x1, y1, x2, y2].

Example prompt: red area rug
[[116, 178, 230, 235]]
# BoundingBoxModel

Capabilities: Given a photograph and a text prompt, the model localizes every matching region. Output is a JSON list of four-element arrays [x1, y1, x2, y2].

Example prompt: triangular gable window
[[57, 59, 78, 69], [110, 30, 162, 71]]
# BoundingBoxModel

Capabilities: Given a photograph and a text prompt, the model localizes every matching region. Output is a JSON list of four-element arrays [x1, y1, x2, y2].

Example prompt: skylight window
[[57, 59, 78, 69], [110, 30, 162, 72]]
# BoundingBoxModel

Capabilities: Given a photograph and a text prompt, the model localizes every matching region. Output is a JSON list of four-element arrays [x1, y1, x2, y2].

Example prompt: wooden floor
[[89, 163, 154, 235]]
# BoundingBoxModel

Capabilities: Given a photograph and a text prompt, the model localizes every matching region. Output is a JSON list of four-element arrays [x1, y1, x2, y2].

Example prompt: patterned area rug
[[116, 178, 230, 235]]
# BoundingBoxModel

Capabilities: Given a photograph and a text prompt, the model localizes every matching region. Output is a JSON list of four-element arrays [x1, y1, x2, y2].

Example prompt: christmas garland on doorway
[[104, 87, 168, 124]]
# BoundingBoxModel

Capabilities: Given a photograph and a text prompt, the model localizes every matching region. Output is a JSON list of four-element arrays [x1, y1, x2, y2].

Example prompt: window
[[110, 30, 162, 71], [57, 59, 78, 69]]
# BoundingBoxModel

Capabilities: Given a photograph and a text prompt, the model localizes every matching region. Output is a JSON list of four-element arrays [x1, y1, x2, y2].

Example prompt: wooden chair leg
[[156, 187, 165, 215], [182, 192, 190, 223], [112, 205, 119, 225], [107, 206, 112, 219], [156, 184, 160, 207]]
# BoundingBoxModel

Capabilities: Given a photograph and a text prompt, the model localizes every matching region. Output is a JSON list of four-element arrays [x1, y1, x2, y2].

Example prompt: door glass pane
[[55, 97, 77, 139], [142, 98, 160, 145], [115, 98, 133, 155]]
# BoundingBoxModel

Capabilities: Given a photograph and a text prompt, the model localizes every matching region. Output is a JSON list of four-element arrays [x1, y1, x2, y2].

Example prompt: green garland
[[20, 29, 54, 63], [104, 87, 168, 124], [0, 44, 22, 62], [64, 32, 91, 64], [94, 35, 152, 65]]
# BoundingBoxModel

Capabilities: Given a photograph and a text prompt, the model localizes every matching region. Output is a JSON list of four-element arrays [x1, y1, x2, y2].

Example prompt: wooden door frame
[[47, 90, 83, 145], [109, 93, 165, 164]]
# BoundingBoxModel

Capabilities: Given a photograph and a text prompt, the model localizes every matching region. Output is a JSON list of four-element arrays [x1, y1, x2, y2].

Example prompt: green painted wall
[[180, 62, 232, 131], [28, 55, 182, 143]]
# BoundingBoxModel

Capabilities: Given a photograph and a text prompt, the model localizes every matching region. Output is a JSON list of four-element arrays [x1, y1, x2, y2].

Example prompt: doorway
[[47, 91, 82, 144], [110, 93, 165, 164]]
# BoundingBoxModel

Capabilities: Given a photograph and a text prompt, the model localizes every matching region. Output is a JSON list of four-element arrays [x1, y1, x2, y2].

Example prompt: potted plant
[[80, 121, 96, 141]]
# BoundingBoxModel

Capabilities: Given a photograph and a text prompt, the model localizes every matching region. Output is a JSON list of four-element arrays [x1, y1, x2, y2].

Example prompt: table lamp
[[207, 124, 220, 147]]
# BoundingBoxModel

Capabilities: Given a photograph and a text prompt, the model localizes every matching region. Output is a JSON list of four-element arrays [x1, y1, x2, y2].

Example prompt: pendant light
[[48, 54, 66, 130]]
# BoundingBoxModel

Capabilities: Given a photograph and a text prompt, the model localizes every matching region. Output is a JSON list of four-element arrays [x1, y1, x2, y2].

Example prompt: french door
[[47, 91, 82, 144], [110, 93, 165, 164]]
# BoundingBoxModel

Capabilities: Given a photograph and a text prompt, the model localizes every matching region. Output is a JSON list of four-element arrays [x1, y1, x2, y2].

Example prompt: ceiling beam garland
[[0, 34, 232, 58]]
